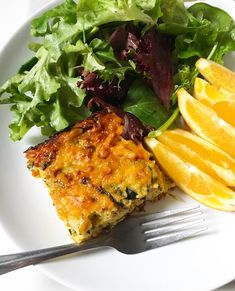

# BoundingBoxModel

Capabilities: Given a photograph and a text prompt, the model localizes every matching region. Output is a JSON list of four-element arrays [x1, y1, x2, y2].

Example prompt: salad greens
[[0, 0, 235, 141]]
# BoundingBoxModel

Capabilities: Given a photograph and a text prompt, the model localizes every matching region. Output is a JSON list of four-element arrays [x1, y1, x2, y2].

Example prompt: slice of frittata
[[25, 111, 172, 243]]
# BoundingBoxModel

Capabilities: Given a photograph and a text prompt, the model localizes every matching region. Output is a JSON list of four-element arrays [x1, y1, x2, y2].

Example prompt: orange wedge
[[158, 129, 235, 186], [194, 77, 235, 127], [177, 88, 235, 159], [196, 58, 235, 94], [144, 137, 235, 211]]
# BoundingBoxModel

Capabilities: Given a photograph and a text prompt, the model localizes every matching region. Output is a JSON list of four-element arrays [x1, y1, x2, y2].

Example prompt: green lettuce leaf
[[160, 0, 190, 26], [31, 0, 78, 36], [32, 0, 157, 37], [0, 46, 90, 141], [136, 0, 162, 21]]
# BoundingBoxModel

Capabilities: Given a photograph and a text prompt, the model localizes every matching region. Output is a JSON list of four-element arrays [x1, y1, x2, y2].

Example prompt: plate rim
[[1, 1, 235, 291]]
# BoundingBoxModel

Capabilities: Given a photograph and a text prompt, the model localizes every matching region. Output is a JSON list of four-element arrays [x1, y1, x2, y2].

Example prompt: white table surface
[[0, 1, 235, 290]]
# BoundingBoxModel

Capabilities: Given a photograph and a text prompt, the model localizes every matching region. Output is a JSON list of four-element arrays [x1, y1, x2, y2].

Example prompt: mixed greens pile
[[0, 0, 235, 141]]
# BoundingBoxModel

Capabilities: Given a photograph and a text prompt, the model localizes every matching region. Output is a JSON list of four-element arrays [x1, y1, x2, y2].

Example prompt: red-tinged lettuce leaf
[[109, 27, 129, 52], [109, 26, 174, 109], [88, 97, 152, 141], [121, 112, 153, 141], [109, 25, 140, 60], [135, 29, 174, 110], [77, 71, 133, 104]]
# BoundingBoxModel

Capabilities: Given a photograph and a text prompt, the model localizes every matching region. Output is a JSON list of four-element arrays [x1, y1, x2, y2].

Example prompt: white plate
[[0, 1, 235, 290]]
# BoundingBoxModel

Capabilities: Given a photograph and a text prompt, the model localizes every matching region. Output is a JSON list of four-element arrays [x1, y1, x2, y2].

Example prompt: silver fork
[[0, 206, 206, 275]]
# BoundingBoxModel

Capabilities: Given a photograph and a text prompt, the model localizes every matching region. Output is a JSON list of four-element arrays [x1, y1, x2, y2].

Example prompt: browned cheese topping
[[25, 112, 172, 242]]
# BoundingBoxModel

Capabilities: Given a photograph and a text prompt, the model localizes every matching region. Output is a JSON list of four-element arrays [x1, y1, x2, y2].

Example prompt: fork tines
[[140, 206, 207, 250]]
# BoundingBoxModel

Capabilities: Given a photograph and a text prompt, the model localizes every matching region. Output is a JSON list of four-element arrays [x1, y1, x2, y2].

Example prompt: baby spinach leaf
[[123, 80, 169, 129], [188, 3, 233, 32]]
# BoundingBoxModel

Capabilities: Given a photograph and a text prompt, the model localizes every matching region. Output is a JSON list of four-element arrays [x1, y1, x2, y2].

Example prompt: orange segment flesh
[[144, 138, 235, 211], [194, 78, 235, 127], [158, 129, 235, 186], [177, 88, 235, 159], [196, 58, 235, 94]]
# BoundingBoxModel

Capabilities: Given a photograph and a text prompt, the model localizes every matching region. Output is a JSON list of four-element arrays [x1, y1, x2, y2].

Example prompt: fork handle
[[0, 236, 109, 275]]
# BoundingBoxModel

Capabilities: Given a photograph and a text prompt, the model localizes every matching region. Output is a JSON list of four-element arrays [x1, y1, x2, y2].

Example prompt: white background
[[0, 1, 235, 290]]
